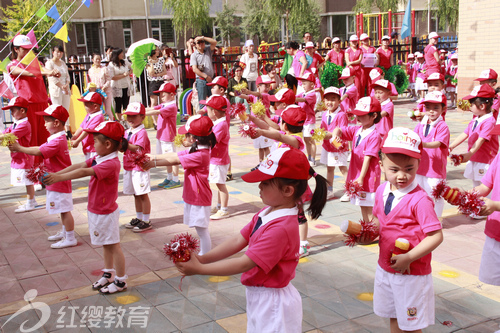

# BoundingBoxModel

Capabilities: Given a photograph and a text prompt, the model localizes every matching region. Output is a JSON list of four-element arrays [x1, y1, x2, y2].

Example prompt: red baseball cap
[[2, 96, 29, 110], [84, 120, 125, 142], [154, 82, 176, 93], [351, 96, 381, 116], [339, 67, 353, 80], [424, 72, 445, 83], [200, 95, 227, 112], [420, 90, 447, 105], [297, 73, 315, 82], [281, 105, 306, 126], [463, 84, 496, 100], [78, 92, 103, 105], [269, 88, 296, 104], [256, 75, 275, 85], [324, 86, 341, 97], [35, 105, 69, 123], [475, 69, 498, 81], [178, 114, 213, 136], [123, 102, 146, 115], [369, 68, 384, 83], [241, 147, 310, 183], [207, 76, 228, 89], [381, 127, 423, 159], [372, 79, 398, 96]]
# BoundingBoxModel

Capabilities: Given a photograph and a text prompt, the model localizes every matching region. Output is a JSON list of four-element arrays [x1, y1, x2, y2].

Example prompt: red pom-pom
[[449, 154, 463, 167], [343, 219, 379, 247], [163, 233, 200, 263], [431, 179, 448, 200], [129, 149, 150, 171], [344, 180, 363, 199], [228, 103, 247, 117], [238, 123, 258, 138], [458, 190, 484, 216], [26, 163, 48, 184]]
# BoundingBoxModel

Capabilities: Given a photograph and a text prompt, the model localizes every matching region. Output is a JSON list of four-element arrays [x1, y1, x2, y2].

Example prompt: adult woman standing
[[108, 48, 132, 122], [46, 46, 71, 110], [359, 33, 378, 97], [376, 35, 394, 71], [240, 40, 259, 91], [162, 46, 179, 87], [146, 48, 166, 128], [424, 32, 442, 76], [227, 64, 248, 104], [345, 35, 363, 99], [286, 41, 308, 79], [88, 53, 114, 120], [325, 37, 344, 66]]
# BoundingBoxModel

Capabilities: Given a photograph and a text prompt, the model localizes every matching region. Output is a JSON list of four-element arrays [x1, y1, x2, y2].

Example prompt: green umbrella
[[126, 38, 162, 77]]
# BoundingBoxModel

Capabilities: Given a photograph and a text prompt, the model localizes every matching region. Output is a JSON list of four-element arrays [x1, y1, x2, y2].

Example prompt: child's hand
[[479, 197, 499, 216], [8, 142, 21, 152], [354, 177, 363, 188], [175, 253, 202, 276], [43, 173, 60, 185], [142, 154, 156, 170], [324, 132, 333, 141], [390, 253, 412, 274], [71, 140, 79, 148], [461, 152, 472, 163], [240, 88, 250, 95]]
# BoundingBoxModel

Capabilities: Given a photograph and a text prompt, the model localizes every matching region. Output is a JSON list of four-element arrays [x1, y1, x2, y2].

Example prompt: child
[[1, 97, 36, 213], [267, 88, 297, 128], [82, 82, 108, 116], [365, 127, 443, 332], [445, 54, 458, 108], [295, 73, 318, 166], [9, 105, 76, 249], [44, 121, 128, 293], [319, 87, 349, 200], [175, 147, 328, 333], [405, 53, 417, 99], [331, 96, 382, 222], [475, 69, 499, 117], [122, 103, 152, 232], [414, 91, 450, 217], [339, 67, 359, 129], [449, 85, 499, 192], [414, 53, 427, 100], [145, 82, 181, 189], [203, 96, 231, 220], [71, 92, 105, 160], [373, 79, 395, 138], [145, 115, 216, 255]]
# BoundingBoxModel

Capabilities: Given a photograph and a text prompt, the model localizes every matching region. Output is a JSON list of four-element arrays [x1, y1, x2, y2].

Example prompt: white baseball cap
[[349, 35, 359, 42], [420, 90, 447, 105], [305, 42, 315, 48], [332, 37, 341, 43], [13, 35, 33, 49], [245, 39, 254, 47], [382, 127, 423, 159], [381, 35, 391, 41], [339, 67, 353, 79], [429, 32, 440, 39], [359, 33, 369, 41], [324, 86, 341, 97]]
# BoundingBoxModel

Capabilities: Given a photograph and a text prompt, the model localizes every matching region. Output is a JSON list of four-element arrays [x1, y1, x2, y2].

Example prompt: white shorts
[[46, 190, 73, 214], [464, 161, 489, 182], [253, 136, 272, 149], [156, 139, 176, 154], [479, 235, 500, 286], [88, 208, 120, 246], [373, 265, 435, 331], [446, 86, 456, 93], [246, 283, 302, 333], [408, 82, 415, 90], [415, 175, 445, 217], [350, 191, 376, 207], [302, 123, 316, 138], [11, 168, 34, 186], [183, 203, 210, 228], [123, 170, 151, 195], [320, 148, 349, 167], [415, 77, 427, 92], [84, 152, 97, 161], [208, 164, 229, 184]]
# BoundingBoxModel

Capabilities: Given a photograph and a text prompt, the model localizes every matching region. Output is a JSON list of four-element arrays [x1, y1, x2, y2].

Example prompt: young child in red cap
[[10, 105, 76, 249], [175, 147, 328, 333], [373, 79, 395, 138], [475, 69, 499, 118], [44, 121, 129, 293], [295, 73, 318, 166]]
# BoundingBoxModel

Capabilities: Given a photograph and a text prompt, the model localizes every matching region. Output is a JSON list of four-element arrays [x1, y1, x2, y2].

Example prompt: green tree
[[1, 0, 76, 56], [353, 0, 402, 13], [242, 0, 270, 40], [155, 0, 212, 42], [214, 4, 240, 46]]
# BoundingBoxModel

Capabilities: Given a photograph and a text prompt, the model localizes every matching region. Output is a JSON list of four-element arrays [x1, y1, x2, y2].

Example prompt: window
[[123, 21, 133, 49], [347, 15, 356, 37], [430, 12, 448, 33], [74, 22, 100, 55], [75, 24, 85, 46], [150, 19, 175, 47], [331, 15, 346, 40]]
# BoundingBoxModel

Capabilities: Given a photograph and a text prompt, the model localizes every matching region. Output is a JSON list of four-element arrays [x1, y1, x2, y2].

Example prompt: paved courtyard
[[0, 97, 499, 332]]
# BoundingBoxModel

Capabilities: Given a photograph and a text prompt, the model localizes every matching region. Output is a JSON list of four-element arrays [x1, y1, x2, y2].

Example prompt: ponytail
[[188, 132, 217, 153], [306, 167, 328, 220]]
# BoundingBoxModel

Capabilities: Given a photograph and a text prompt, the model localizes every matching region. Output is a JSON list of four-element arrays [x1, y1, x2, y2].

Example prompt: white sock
[[142, 214, 150, 222], [221, 207, 228, 212], [65, 230, 75, 241], [136, 212, 143, 220], [195, 227, 211, 255], [172, 175, 179, 182], [216, 203, 221, 209], [29, 198, 36, 204], [300, 240, 309, 247], [102, 268, 115, 273], [115, 275, 128, 282], [62, 225, 66, 233], [167, 173, 173, 180]]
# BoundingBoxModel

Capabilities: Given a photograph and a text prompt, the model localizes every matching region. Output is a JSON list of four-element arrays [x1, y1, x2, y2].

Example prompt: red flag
[[0, 80, 14, 99]]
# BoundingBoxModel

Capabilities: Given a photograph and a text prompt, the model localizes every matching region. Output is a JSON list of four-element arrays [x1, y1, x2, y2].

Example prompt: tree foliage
[[1, 0, 76, 55], [353, 0, 403, 13], [214, 4, 241, 46], [429, 0, 459, 30]]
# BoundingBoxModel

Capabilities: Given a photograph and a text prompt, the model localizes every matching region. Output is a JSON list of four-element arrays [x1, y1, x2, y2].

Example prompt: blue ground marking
[[46, 222, 59, 226], [229, 191, 242, 194], [119, 210, 126, 214], [173, 200, 185, 204]]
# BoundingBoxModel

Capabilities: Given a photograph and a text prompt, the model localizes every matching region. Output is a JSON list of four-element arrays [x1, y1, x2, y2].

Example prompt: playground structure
[[356, 10, 416, 43]]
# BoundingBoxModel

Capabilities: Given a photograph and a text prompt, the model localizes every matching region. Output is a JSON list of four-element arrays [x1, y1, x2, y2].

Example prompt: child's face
[[10, 107, 26, 121], [424, 103, 444, 122], [211, 85, 225, 95], [93, 55, 101, 66], [380, 153, 419, 190], [275, 102, 287, 111], [258, 179, 292, 208], [84, 102, 100, 114], [94, 135, 110, 156], [409, 59, 414, 63], [160, 92, 175, 102], [470, 99, 487, 117], [417, 58, 424, 63], [374, 88, 390, 102], [324, 94, 340, 111], [183, 133, 195, 147], [480, 80, 497, 89], [126, 114, 144, 128], [248, 45, 254, 53], [427, 80, 444, 92], [301, 80, 315, 91], [356, 113, 375, 127], [342, 76, 354, 86], [258, 83, 271, 94], [43, 117, 60, 135]]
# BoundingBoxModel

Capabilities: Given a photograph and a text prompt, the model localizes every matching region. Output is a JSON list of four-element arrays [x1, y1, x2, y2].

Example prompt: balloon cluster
[[163, 233, 199, 263]]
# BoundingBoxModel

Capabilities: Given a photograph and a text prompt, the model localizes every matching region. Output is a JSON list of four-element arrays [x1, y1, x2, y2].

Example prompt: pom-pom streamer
[[310, 128, 326, 142], [238, 123, 258, 138], [174, 134, 185, 147], [1, 133, 17, 146], [344, 180, 364, 199], [26, 163, 48, 184], [250, 100, 266, 117]]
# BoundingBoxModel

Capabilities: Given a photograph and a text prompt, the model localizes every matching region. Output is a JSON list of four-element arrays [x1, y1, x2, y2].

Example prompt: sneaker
[[211, 206, 219, 214], [125, 218, 142, 229], [15, 201, 36, 213], [132, 221, 152, 233], [340, 193, 350, 202], [210, 210, 230, 220], [226, 173, 233, 181], [34, 184, 43, 191], [309, 160, 316, 167], [299, 245, 310, 258], [48, 230, 64, 241], [51, 238, 78, 249], [327, 190, 336, 200], [163, 180, 181, 189], [158, 178, 171, 188]]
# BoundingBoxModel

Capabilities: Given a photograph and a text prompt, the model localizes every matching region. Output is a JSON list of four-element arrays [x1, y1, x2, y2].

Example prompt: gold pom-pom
[[233, 81, 248, 93], [457, 99, 471, 111], [311, 128, 326, 142], [174, 134, 185, 147], [1, 133, 17, 146], [251, 100, 267, 117], [316, 101, 326, 111], [67, 140, 72, 150]]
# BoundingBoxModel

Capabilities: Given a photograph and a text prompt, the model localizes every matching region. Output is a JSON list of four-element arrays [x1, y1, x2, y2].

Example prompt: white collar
[[420, 115, 443, 127], [344, 83, 354, 90], [383, 179, 418, 201], [303, 89, 316, 96], [213, 117, 226, 126], [95, 151, 118, 165], [162, 100, 176, 107], [328, 106, 341, 116], [197, 144, 210, 150], [356, 124, 377, 139], [87, 111, 101, 120], [47, 130, 66, 142], [14, 117, 29, 125], [475, 113, 493, 125], [381, 99, 391, 106], [127, 124, 145, 136], [258, 206, 299, 226]]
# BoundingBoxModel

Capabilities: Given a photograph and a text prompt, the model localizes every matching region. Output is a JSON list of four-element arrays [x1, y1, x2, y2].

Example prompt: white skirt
[[183, 203, 210, 228], [320, 148, 349, 167], [88, 208, 120, 246]]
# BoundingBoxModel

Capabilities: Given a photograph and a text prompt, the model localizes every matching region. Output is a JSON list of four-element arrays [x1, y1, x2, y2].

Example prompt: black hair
[[284, 74, 298, 92], [95, 133, 128, 152], [283, 121, 303, 134], [369, 111, 382, 124], [303, 32, 311, 38], [52, 45, 64, 53], [10, 44, 19, 60], [470, 97, 493, 113], [92, 52, 101, 59], [233, 64, 242, 73], [111, 48, 125, 67], [264, 63, 275, 74], [149, 48, 158, 57], [496, 87, 500, 94], [105, 45, 113, 52], [285, 41, 300, 50], [212, 84, 226, 93], [187, 132, 217, 153]]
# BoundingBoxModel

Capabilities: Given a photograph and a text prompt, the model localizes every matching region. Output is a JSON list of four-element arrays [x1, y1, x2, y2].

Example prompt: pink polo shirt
[[5, 118, 33, 169], [178, 148, 211, 206], [296, 90, 317, 125], [86, 152, 120, 214], [373, 181, 442, 275], [80, 112, 104, 154], [202, 94, 231, 125], [345, 47, 362, 74], [320, 106, 348, 152], [481, 153, 500, 242], [39, 131, 72, 193], [156, 101, 177, 142], [340, 84, 358, 113], [424, 45, 440, 75], [210, 117, 230, 165], [406, 63, 416, 83], [376, 47, 393, 70], [415, 118, 449, 179], [275, 132, 305, 151], [342, 125, 381, 193], [415, 62, 427, 80], [241, 206, 300, 288], [464, 114, 499, 164], [376, 99, 394, 138], [123, 125, 151, 171], [326, 49, 344, 66]]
